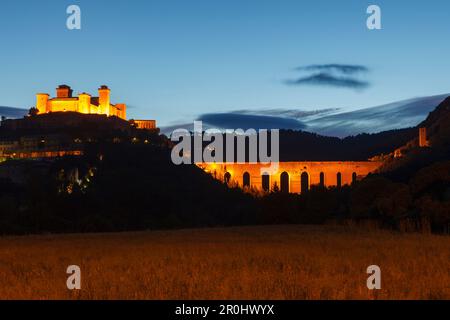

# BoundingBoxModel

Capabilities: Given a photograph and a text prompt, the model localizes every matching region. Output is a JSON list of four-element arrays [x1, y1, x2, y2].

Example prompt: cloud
[[198, 113, 306, 130], [295, 64, 369, 74], [285, 73, 370, 89], [286, 63, 370, 90], [159, 108, 331, 135], [160, 94, 450, 138]]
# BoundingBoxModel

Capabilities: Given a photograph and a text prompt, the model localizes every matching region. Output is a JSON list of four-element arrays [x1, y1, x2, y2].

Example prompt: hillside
[[0, 112, 133, 137], [1, 98, 449, 235], [420, 96, 450, 147], [278, 128, 416, 161], [378, 97, 450, 181]]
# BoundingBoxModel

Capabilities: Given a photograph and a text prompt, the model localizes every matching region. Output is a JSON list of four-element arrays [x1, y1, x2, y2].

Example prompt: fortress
[[36, 85, 127, 120], [33, 84, 157, 130], [0, 84, 158, 160], [197, 161, 383, 193]]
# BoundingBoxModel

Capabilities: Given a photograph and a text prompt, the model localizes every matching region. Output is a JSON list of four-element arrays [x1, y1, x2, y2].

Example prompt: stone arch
[[262, 173, 270, 192], [243, 172, 251, 188], [319, 172, 325, 187], [352, 172, 357, 184], [301, 172, 309, 193], [280, 171, 289, 193], [224, 172, 231, 184], [337, 172, 342, 188]]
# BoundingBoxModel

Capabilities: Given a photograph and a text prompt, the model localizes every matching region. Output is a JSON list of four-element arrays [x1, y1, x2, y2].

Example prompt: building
[[36, 85, 126, 120], [131, 120, 157, 130], [0, 134, 83, 161]]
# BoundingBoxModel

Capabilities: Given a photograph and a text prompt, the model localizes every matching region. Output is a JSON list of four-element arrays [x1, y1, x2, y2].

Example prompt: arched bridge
[[197, 161, 383, 193]]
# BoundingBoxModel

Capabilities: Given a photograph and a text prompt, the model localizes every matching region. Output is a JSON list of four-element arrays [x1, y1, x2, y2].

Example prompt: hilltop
[[420, 96, 450, 147]]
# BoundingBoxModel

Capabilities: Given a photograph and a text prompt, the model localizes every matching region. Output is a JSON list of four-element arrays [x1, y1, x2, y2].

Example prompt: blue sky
[[0, 0, 449, 126]]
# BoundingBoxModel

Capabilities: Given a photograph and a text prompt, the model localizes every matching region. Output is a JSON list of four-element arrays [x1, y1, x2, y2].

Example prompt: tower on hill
[[419, 127, 429, 147]]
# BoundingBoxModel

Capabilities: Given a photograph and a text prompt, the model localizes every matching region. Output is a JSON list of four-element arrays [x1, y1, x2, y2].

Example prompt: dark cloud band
[[285, 73, 369, 89], [296, 64, 369, 74], [198, 113, 306, 130], [286, 63, 370, 90]]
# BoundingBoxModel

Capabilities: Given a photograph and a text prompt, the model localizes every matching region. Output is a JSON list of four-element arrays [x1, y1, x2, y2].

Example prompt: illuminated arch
[[224, 172, 231, 184], [280, 172, 289, 193], [262, 173, 270, 192], [352, 172, 357, 184], [337, 172, 342, 188], [301, 172, 309, 193], [243, 172, 251, 188], [319, 172, 325, 187]]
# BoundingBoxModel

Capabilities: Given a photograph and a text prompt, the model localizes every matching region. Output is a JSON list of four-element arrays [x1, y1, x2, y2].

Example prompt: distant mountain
[[0, 106, 28, 119], [161, 94, 449, 138]]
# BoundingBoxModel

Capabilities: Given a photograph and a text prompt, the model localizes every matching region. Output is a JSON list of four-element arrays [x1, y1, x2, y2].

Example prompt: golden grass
[[0, 225, 449, 300]]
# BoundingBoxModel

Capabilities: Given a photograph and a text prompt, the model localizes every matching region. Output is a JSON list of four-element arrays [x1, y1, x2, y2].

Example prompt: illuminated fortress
[[36, 85, 126, 120], [0, 84, 158, 160]]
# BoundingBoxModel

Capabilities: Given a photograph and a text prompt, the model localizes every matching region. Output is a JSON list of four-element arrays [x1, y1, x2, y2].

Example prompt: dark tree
[[28, 107, 39, 117]]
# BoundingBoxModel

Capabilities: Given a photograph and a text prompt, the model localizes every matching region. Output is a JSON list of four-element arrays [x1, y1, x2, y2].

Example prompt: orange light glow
[[198, 161, 383, 193]]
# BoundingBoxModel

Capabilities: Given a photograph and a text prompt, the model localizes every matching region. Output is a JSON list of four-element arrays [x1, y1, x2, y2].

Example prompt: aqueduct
[[197, 161, 383, 193]]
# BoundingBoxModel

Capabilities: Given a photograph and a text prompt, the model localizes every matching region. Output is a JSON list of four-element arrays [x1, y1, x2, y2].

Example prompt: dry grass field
[[0, 225, 449, 300]]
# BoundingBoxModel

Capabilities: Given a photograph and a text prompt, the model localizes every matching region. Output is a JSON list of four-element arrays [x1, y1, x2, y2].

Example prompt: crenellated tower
[[78, 93, 91, 114], [56, 84, 73, 98], [98, 85, 111, 116], [36, 93, 49, 114]]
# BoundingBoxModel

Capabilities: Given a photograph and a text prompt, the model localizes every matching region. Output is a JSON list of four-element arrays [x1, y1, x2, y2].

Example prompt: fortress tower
[[98, 85, 111, 116], [78, 93, 91, 114], [419, 127, 429, 147], [36, 93, 49, 114], [56, 84, 73, 98]]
